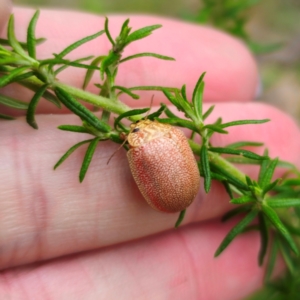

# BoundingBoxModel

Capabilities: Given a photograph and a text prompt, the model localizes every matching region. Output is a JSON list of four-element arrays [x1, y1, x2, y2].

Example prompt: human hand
[[1, 2, 300, 299]]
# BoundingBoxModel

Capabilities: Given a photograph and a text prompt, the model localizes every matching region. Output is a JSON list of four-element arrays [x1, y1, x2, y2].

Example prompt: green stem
[[189, 139, 246, 184], [55, 82, 131, 117], [1, 70, 142, 121]]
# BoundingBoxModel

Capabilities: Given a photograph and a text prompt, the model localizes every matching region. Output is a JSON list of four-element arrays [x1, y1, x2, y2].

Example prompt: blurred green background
[[14, 0, 300, 120]]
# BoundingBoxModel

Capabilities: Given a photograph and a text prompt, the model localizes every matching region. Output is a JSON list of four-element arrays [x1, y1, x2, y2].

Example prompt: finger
[[0, 102, 299, 269], [0, 0, 11, 32], [0, 7, 258, 116], [0, 220, 274, 300]]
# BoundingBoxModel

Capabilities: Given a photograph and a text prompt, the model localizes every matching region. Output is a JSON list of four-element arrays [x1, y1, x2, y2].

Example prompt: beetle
[[126, 119, 200, 213]]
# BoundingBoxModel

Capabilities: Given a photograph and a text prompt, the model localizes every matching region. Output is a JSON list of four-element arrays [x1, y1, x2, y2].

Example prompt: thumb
[[0, 0, 12, 33]]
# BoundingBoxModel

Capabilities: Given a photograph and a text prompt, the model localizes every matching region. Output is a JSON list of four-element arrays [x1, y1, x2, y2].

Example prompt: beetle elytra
[[127, 119, 200, 213]]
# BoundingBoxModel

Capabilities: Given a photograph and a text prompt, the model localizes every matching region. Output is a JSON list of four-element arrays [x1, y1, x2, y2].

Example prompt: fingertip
[[5, 9, 258, 107], [209, 102, 300, 166], [0, 0, 12, 33]]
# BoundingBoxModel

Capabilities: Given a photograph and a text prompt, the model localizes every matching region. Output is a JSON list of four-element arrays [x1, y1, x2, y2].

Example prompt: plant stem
[[55, 82, 134, 118], [189, 139, 246, 184], [0, 69, 142, 121]]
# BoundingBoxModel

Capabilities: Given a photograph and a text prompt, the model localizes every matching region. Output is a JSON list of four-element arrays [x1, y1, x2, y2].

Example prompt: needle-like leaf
[[125, 24, 162, 45], [262, 204, 299, 255], [175, 209, 186, 228], [215, 209, 258, 257], [56, 30, 105, 59], [192, 72, 205, 120], [258, 212, 269, 266], [55, 87, 111, 133], [120, 52, 175, 63], [26, 10, 40, 59], [79, 137, 101, 182], [201, 145, 211, 193], [114, 107, 149, 130], [26, 84, 48, 129], [0, 94, 28, 109], [209, 147, 269, 160], [54, 139, 93, 170]]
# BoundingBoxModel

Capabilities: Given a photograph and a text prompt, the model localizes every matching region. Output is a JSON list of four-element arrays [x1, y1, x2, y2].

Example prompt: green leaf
[[100, 52, 120, 77], [147, 104, 166, 120], [277, 160, 297, 169], [220, 119, 270, 128], [215, 209, 258, 257], [119, 18, 130, 37], [125, 24, 162, 45], [26, 10, 40, 59], [0, 57, 31, 66], [200, 145, 211, 193], [10, 71, 35, 83], [40, 58, 98, 70], [58, 125, 91, 134], [56, 30, 105, 59], [264, 236, 278, 283], [55, 87, 111, 133], [82, 55, 104, 89], [114, 108, 149, 130], [79, 137, 101, 182], [221, 204, 253, 222], [210, 162, 249, 191], [245, 176, 253, 187], [222, 181, 234, 199], [162, 88, 180, 109], [156, 118, 198, 132], [203, 105, 215, 120], [181, 84, 187, 101], [225, 141, 264, 149], [54, 56, 95, 75], [164, 106, 180, 119], [120, 52, 175, 63], [114, 85, 140, 99], [175, 209, 186, 228], [175, 90, 195, 119], [192, 72, 205, 120], [109, 132, 124, 144], [262, 178, 281, 196], [7, 15, 28, 58], [258, 212, 269, 266], [266, 198, 300, 208], [230, 194, 254, 204], [203, 124, 228, 134], [0, 113, 14, 120], [209, 147, 269, 160], [225, 157, 262, 165], [19, 81, 61, 108], [26, 84, 48, 129], [127, 86, 178, 93], [258, 149, 269, 182], [54, 139, 93, 170], [278, 237, 296, 274], [282, 222, 300, 237], [0, 66, 29, 87], [210, 172, 227, 181], [258, 157, 279, 189], [104, 17, 115, 46], [262, 204, 299, 255], [0, 94, 28, 109], [163, 89, 195, 121], [0, 37, 46, 50], [281, 178, 300, 187]]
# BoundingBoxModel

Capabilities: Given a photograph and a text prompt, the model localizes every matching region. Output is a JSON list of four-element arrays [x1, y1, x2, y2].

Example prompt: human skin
[[1, 1, 300, 299]]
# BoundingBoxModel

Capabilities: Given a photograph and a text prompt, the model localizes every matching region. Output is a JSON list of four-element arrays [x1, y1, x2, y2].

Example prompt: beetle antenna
[[107, 135, 128, 165], [145, 95, 154, 119]]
